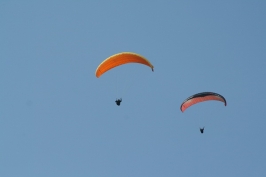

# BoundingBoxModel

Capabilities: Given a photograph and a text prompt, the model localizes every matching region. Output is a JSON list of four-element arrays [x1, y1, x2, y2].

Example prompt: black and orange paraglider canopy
[[180, 92, 226, 112]]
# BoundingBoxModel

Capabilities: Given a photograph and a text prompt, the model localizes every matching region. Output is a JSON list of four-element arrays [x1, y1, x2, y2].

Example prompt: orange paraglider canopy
[[95, 52, 154, 78]]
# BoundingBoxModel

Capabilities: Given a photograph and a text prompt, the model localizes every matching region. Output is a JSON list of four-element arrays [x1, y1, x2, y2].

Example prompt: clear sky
[[1, 1, 266, 177]]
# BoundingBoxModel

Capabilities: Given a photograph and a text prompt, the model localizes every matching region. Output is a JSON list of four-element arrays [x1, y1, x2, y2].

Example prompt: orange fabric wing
[[95, 52, 154, 78]]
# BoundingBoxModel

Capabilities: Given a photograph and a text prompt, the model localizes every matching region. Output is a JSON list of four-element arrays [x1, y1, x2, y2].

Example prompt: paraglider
[[95, 52, 154, 105], [180, 92, 226, 112], [181, 92, 226, 134], [199, 127, 204, 134], [115, 98, 122, 106], [95, 52, 154, 78]]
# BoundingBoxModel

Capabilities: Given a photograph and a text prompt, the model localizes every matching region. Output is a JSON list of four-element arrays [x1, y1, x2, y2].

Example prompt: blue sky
[[1, 1, 266, 177]]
